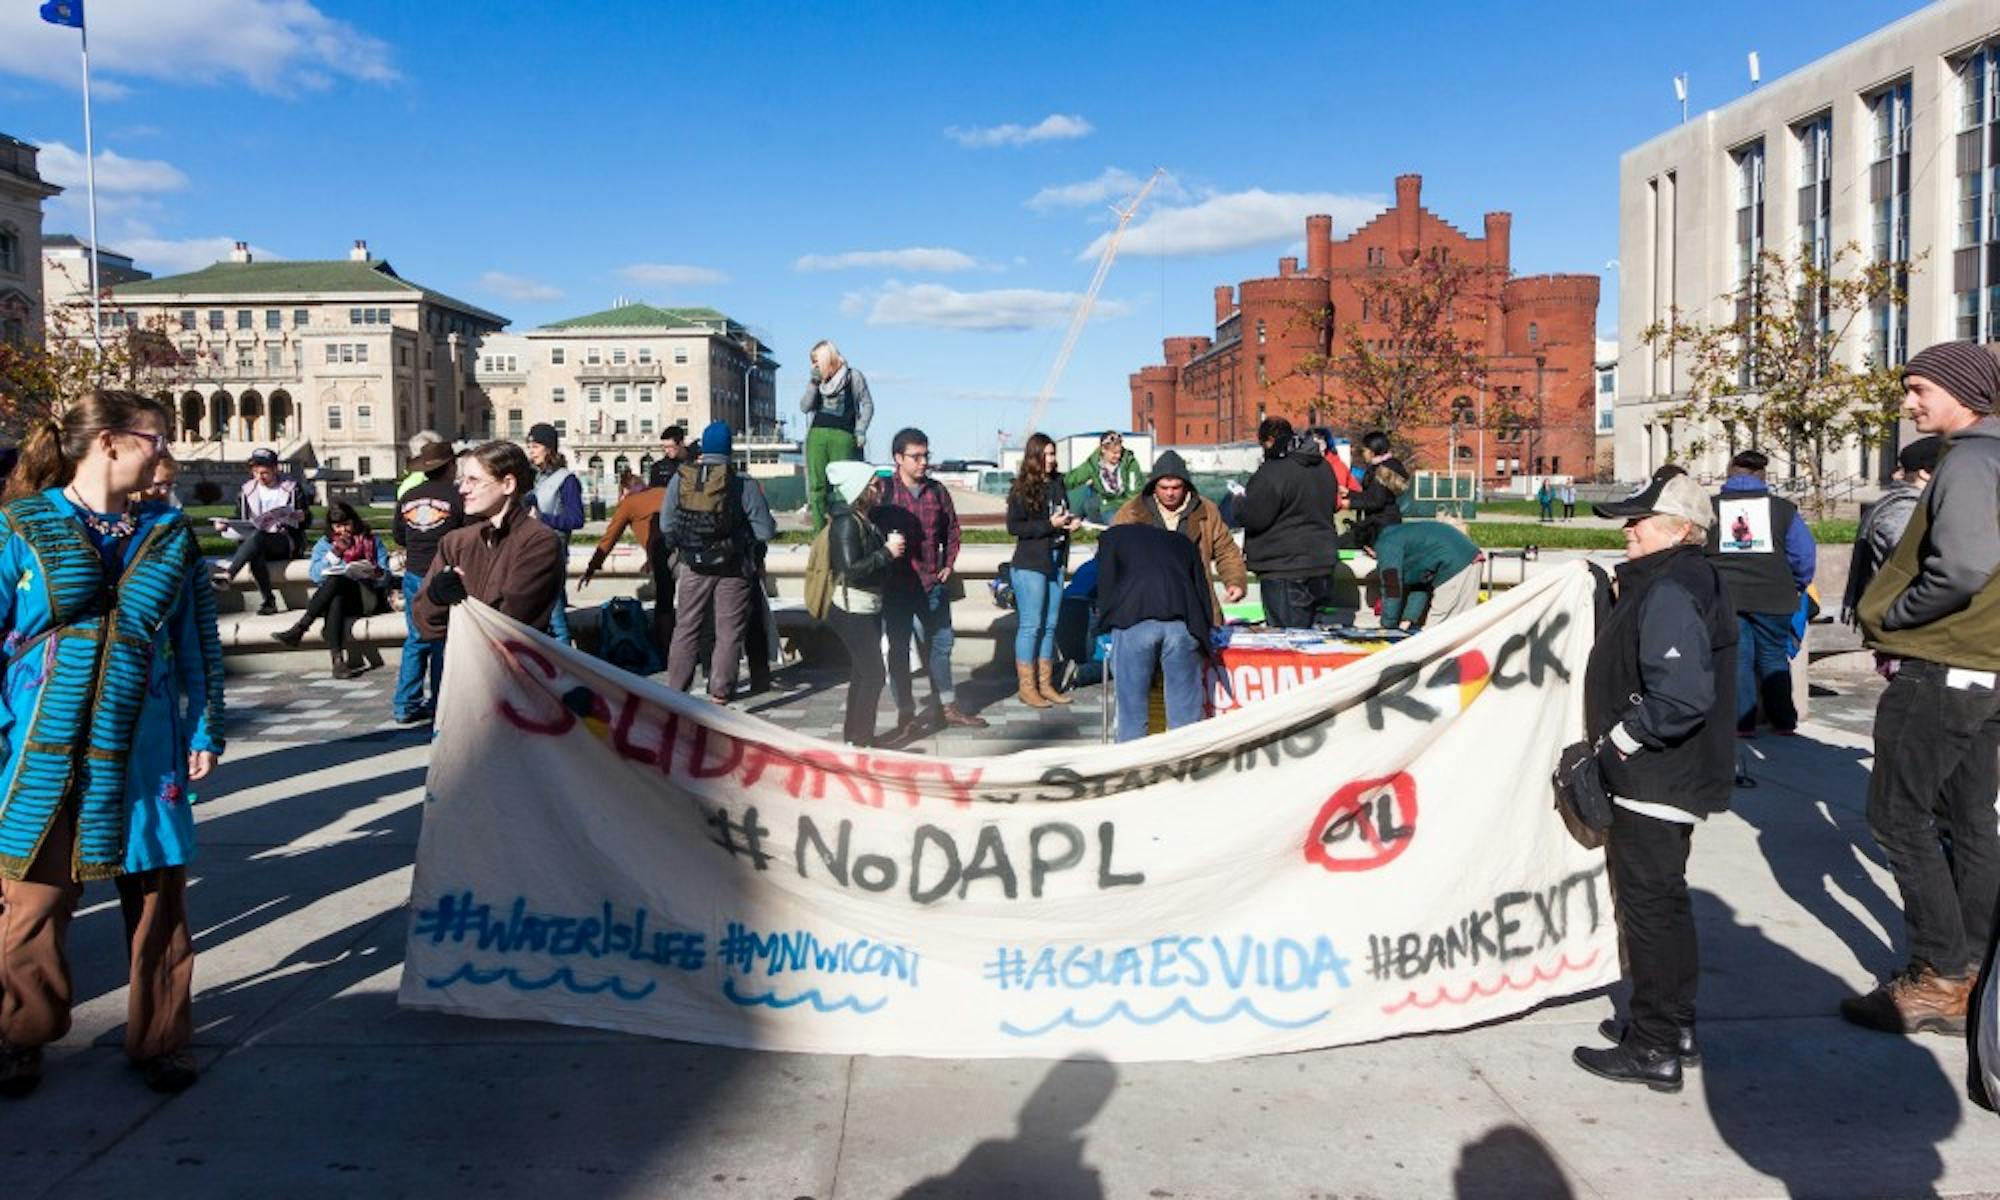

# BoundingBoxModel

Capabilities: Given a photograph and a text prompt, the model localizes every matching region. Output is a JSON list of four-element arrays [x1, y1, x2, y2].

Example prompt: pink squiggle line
[[1379, 950, 1603, 1015]]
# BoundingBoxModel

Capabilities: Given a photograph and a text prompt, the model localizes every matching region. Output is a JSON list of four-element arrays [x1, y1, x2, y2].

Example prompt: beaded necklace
[[65, 486, 137, 539]]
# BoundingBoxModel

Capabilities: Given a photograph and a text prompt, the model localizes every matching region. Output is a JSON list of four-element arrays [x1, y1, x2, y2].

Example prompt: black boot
[[1572, 1041, 1683, 1093], [330, 650, 358, 680], [273, 620, 308, 648], [1598, 1017, 1701, 1066], [0, 1040, 43, 1098]]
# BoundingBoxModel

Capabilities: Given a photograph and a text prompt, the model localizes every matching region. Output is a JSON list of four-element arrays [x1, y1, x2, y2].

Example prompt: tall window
[[638, 347, 653, 364], [235, 310, 252, 330], [357, 405, 373, 430], [265, 310, 281, 331], [294, 309, 309, 327], [1733, 139, 1767, 385], [612, 348, 627, 365], [587, 385, 603, 403], [612, 385, 627, 403], [207, 310, 224, 331], [586, 347, 601, 365], [178, 309, 195, 330], [1870, 79, 1914, 364], [1954, 45, 2000, 342], [327, 406, 343, 431], [673, 346, 687, 364], [0, 229, 16, 273], [507, 408, 524, 437]]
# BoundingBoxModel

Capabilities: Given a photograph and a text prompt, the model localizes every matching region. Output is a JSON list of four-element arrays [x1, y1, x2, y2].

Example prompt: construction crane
[[1019, 167, 1165, 443]]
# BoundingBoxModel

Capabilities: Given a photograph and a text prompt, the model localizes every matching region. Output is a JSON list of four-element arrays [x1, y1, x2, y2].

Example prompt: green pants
[[806, 426, 861, 531]]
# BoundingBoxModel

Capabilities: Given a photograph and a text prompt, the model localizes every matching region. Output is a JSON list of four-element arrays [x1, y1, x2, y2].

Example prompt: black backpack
[[593, 596, 662, 675], [672, 462, 745, 576]]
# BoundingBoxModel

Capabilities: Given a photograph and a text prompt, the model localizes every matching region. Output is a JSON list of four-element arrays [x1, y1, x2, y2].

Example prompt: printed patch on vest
[[1716, 497, 1774, 554], [401, 497, 454, 534]]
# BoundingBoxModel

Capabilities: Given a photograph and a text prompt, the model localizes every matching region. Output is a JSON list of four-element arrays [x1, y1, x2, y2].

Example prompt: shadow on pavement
[[1697, 889, 1959, 1196], [1732, 736, 1903, 978], [1452, 1124, 1573, 1199], [898, 1054, 1117, 1199]]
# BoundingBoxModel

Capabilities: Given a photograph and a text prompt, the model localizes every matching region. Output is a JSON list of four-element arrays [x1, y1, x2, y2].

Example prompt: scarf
[[1096, 453, 1123, 496], [332, 530, 377, 564], [818, 365, 851, 399]]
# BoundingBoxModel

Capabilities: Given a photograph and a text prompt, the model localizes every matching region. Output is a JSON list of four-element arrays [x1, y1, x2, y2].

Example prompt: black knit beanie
[[1904, 342, 2000, 415]]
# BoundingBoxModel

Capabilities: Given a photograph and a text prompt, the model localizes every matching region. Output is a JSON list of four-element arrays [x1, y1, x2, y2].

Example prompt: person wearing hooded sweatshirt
[[1096, 522, 1218, 743], [524, 423, 583, 644], [824, 461, 905, 745], [1841, 436, 1941, 625], [1849, 341, 2000, 1041], [1111, 449, 1247, 625], [800, 340, 874, 532], [658, 421, 777, 703], [1238, 417, 1340, 629]]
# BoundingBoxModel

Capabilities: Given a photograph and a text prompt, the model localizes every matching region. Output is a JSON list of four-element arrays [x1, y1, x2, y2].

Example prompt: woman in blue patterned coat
[[0, 391, 226, 1099]]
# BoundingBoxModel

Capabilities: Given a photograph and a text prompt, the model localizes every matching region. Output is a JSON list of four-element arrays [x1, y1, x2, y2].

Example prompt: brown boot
[[1838, 964, 1973, 1035], [1015, 662, 1051, 708], [1036, 659, 1072, 704], [940, 703, 988, 729]]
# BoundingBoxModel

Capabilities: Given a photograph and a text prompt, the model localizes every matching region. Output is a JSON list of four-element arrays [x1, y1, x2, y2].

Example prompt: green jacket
[[1375, 520, 1479, 626], [1063, 450, 1144, 502]]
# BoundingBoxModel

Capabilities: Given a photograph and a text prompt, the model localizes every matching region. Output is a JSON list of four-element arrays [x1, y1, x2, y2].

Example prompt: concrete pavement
[[6, 656, 2000, 1199]]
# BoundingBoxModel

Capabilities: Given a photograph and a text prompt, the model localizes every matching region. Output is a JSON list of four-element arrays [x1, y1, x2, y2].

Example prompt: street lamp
[[1533, 353, 1547, 482]]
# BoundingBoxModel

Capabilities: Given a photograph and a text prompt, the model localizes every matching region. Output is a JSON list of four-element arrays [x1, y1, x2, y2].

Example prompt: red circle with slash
[[1304, 772, 1418, 873]]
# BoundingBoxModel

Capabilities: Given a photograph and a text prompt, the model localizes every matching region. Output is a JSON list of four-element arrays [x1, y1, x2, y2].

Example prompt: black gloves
[[427, 568, 468, 608]]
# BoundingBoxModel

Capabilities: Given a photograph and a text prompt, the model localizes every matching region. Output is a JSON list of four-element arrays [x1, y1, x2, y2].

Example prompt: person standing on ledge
[[1849, 342, 2000, 1040], [0, 390, 226, 1099], [800, 340, 873, 532]]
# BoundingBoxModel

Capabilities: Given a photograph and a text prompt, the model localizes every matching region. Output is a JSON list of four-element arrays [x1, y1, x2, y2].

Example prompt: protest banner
[[399, 562, 1616, 1062]]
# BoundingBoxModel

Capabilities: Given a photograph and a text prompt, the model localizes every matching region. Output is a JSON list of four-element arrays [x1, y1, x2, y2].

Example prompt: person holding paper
[[217, 448, 309, 615], [272, 502, 392, 678]]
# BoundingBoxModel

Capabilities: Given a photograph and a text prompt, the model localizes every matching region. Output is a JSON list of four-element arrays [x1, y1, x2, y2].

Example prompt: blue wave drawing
[[721, 977, 886, 1014], [425, 962, 657, 1001], [999, 997, 1330, 1038]]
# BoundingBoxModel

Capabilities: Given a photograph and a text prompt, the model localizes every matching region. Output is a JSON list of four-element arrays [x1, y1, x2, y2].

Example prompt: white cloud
[[845, 281, 1129, 332], [616, 263, 728, 287], [1081, 189, 1385, 260], [119, 237, 280, 275], [35, 142, 188, 195], [945, 113, 1092, 149], [0, 0, 395, 95], [1027, 167, 1187, 213], [478, 271, 563, 302], [793, 248, 977, 274]]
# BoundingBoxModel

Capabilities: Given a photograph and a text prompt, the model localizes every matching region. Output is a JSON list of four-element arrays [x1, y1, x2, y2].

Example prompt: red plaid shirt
[[875, 475, 961, 592]]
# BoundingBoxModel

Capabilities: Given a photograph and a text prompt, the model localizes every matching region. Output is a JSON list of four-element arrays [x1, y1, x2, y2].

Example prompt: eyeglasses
[[900, 451, 931, 462], [119, 429, 168, 454]]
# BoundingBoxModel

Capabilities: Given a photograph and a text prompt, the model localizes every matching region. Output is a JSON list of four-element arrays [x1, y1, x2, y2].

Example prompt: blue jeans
[[548, 586, 572, 644], [1736, 611, 1797, 733], [1012, 567, 1063, 663], [1112, 619, 1205, 743], [1259, 575, 1332, 630], [393, 572, 445, 718], [885, 583, 956, 719]]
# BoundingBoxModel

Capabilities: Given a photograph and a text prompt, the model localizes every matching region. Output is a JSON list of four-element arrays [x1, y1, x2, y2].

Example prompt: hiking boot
[[0, 1040, 43, 1099], [941, 703, 989, 728], [134, 1052, 199, 1094], [1598, 1018, 1700, 1067], [1839, 964, 1972, 1035]]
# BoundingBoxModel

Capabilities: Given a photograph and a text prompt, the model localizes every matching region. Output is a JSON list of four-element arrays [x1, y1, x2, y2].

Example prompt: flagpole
[[79, 10, 102, 363]]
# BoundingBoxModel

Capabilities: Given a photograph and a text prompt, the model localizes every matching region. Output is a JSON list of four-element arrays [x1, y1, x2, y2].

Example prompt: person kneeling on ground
[[824, 461, 905, 746], [1359, 517, 1481, 630], [273, 502, 393, 678], [1571, 472, 1737, 1095], [414, 440, 567, 647], [1096, 522, 1218, 743]]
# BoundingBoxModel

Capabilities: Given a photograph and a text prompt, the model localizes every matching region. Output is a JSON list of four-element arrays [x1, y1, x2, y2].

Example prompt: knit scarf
[[331, 530, 378, 564], [818, 365, 851, 399], [1096, 453, 1123, 496]]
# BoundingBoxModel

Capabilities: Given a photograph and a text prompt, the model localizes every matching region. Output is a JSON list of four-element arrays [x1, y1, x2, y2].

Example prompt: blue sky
[[1, 0, 1922, 458]]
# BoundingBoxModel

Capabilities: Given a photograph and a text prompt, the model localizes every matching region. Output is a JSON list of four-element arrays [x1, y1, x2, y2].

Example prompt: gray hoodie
[[1882, 416, 2000, 631]]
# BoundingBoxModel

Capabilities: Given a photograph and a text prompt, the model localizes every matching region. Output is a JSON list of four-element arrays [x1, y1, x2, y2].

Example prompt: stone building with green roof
[[474, 301, 778, 499], [105, 240, 508, 481]]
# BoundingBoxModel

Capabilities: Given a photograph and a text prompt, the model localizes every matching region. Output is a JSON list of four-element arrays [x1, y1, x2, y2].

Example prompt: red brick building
[[1129, 173, 1601, 483]]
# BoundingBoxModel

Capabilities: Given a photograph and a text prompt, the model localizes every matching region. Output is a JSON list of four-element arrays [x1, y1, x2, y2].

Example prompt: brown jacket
[[1111, 491, 1247, 623], [587, 487, 666, 574], [414, 502, 568, 639]]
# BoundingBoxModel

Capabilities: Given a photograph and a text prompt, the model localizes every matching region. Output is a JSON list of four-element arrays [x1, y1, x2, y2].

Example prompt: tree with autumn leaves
[[0, 264, 187, 442], [1643, 241, 1913, 517]]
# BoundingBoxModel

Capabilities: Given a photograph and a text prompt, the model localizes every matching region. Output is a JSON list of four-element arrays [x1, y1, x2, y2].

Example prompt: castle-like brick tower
[[1130, 173, 1600, 482]]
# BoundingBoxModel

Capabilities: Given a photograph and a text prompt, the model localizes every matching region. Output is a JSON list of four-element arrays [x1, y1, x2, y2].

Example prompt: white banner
[[398, 563, 1617, 1062]]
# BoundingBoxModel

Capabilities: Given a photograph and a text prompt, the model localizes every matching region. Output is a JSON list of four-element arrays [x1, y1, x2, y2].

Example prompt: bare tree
[[1327, 255, 1496, 465]]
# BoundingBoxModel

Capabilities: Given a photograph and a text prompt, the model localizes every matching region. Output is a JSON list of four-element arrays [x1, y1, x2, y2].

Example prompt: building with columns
[[106, 240, 507, 480], [1616, 0, 1999, 484], [1130, 172, 1600, 485], [474, 302, 778, 501], [0, 134, 61, 346]]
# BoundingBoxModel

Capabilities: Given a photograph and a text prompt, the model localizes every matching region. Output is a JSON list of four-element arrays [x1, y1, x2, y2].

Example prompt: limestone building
[[1616, 0, 1999, 482], [475, 302, 778, 500], [41, 234, 151, 319], [0, 134, 61, 346], [107, 241, 508, 480]]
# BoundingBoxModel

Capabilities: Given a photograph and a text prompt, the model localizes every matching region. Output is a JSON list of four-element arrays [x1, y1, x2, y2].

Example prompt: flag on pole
[[40, 0, 84, 29]]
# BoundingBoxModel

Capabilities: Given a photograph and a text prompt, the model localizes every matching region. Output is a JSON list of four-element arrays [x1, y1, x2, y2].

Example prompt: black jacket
[[1705, 484, 1804, 615], [1005, 477, 1072, 577], [1239, 444, 1339, 579], [829, 506, 892, 596], [1094, 523, 1216, 657], [394, 475, 465, 578], [1352, 455, 1409, 543], [1584, 546, 1739, 816]]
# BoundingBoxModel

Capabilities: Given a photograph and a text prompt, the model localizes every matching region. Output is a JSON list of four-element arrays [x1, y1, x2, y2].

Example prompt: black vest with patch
[[1704, 487, 1803, 615]]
